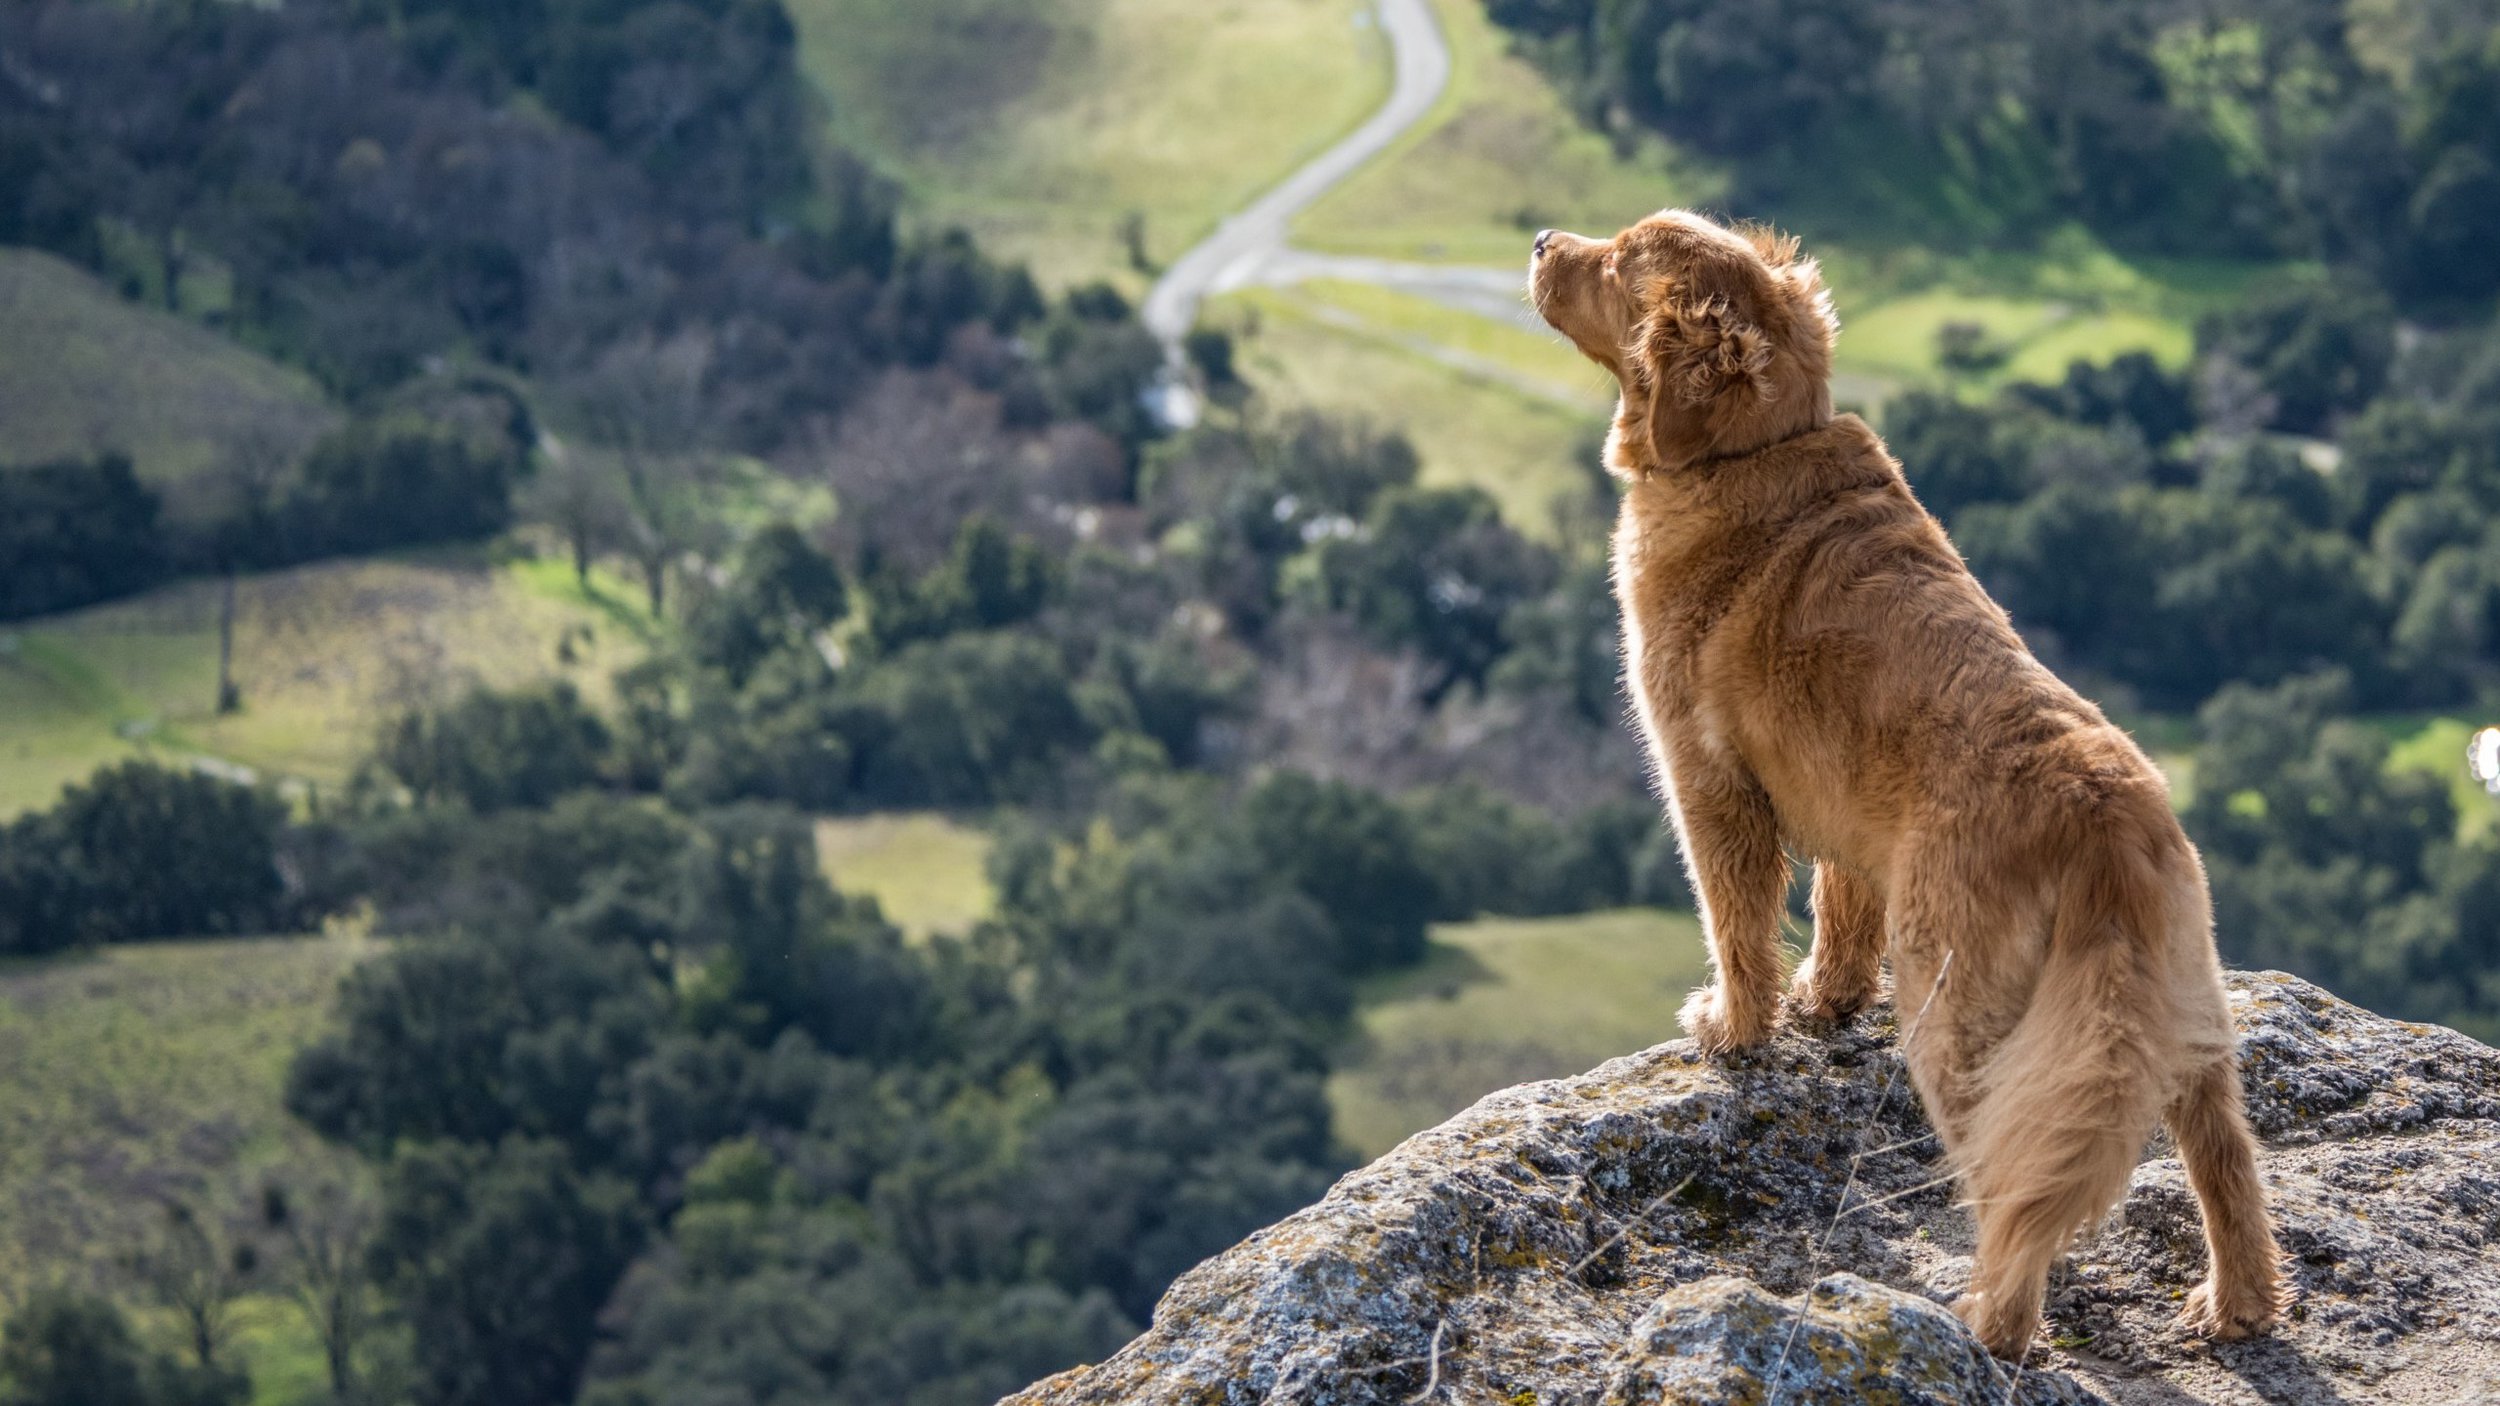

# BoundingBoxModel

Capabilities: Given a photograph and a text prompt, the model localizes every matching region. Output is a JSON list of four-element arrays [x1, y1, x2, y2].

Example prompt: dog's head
[[1529, 209, 1837, 476]]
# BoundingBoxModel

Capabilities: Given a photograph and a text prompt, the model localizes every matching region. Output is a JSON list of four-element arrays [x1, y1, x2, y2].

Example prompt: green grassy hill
[[788, 0, 1387, 292], [0, 933, 379, 1405], [0, 249, 336, 505], [0, 933, 369, 1290], [1292, 0, 1716, 266], [1211, 285, 1604, 539], [1328, 908, 1712, 1159], [0, 552, 651, 818]]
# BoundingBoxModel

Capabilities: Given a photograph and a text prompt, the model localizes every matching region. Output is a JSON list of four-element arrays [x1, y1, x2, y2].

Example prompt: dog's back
[[1617, 413, 2164, 874]]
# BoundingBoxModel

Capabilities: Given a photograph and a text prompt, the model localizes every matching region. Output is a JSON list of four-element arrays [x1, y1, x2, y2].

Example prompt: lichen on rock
[[1000, 972, 2500, 1405]]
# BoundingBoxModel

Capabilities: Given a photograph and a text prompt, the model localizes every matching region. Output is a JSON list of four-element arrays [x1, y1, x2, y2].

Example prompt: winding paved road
[[1143, 0, 1549, 425]]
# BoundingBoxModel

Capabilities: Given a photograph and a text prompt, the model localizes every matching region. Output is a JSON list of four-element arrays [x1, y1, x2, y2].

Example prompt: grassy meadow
[[1213, 286, 1603, 539], [0, 933, 376, 1405], [813, 812, 996, 940], [1292, 0, 1718, 265], [0, 249, 336, 505], [787, 0, 1387, 291], [0, 933, 370, 1291], [1328, 908, 1712, 1159], [0, 552, 651, 818]]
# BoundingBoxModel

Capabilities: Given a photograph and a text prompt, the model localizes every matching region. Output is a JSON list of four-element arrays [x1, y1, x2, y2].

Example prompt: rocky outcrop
[[1004, 973, 2500, 1405]]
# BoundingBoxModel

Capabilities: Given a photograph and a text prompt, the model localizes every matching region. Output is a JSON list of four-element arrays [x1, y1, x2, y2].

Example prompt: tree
[[128, 1199, 256, 1373], [374, 683, 612, 812], [676, 806, 934, 1060], [2195, 281, 2396, 435], [1306, 486, 1557, 702], [523, 443, 633, 588], [286, 926, 661, 1152], [261, 1173, 379, 1403], [1239, 771, 1436, 972], [866, 517, 1054, 654], [24, 763, 290, 945], [371, 1138, 643, 1406], [687, 524, 850, 686], [0, 1289, 245, 1406], [0, 1290, 151, 1406], [0, 454, 167, 622], [846, 633, 1093, 805], [561, 337, 727, 618], [280, 417, 520, 563]]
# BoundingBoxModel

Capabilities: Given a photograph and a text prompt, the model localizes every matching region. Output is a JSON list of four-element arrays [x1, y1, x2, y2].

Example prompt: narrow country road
[[1145, 0, 1561, 424]]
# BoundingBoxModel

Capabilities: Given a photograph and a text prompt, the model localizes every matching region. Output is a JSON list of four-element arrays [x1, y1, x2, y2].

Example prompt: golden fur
[[1528, 211, 2285, 1359]]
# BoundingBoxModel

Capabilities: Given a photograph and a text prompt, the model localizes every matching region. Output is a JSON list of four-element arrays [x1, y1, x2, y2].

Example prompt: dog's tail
[[1957, 816, 2191, 1287]]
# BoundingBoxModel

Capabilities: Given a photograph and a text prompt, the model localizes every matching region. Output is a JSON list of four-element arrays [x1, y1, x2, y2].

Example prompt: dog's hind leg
[[1948, 841, 2181, 1360], [2170, 1050, 2285, 1339], [1665, 755, 1790, 1054], [1883, 858, 2027, 1159], [1791, 861, 1885, 1021]]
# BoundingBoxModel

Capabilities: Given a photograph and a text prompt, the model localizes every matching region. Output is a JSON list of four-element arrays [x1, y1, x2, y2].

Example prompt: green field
[[1818, 240, 2285, 403], [0, 934, 367, 1287], [0, 933, 376, 1403], [1328, 908, 1713, 1159], [788, 0, 1386, 292], [1214, 286, 1603, 539], [1292, 0, 1715, 265], [0, 551, 651, 818], [813, 812, 995, 939], [0, 249, 336, 507]]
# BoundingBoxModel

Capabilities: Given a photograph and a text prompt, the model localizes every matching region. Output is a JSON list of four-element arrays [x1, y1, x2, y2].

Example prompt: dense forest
[[4, 0, 2500, 1403]]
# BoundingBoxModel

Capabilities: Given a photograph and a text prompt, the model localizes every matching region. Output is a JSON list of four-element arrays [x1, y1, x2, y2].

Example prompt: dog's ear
[[1745, 225, 1840, 349], [1636, 293, 1776, 462], [1782, 256, 1840, 347]]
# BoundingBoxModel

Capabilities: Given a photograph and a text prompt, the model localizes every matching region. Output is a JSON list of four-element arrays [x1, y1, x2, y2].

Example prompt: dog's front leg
[[1663, 753, 1789, 1054]]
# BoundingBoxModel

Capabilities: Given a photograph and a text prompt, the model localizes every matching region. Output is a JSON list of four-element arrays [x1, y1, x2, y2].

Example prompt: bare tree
[[560, 335, 723, 616], [522, 434, 630, 587], [129, 1197, 258, 1371], [196, 421, 308, 716], [262, 1173, 380, 1403]]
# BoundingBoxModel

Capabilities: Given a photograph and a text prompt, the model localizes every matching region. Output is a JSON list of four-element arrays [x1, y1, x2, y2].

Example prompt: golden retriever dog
[[1527, 210, 2285, 1359]]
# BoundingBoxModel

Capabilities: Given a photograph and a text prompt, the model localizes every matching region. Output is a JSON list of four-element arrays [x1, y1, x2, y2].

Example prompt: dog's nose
[[1534, 229, 1556, 257]]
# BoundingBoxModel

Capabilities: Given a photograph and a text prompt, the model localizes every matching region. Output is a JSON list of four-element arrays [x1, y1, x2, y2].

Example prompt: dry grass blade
[[1403, 1317, 1449, 1404], [1564, 1173, 1699, 1279]]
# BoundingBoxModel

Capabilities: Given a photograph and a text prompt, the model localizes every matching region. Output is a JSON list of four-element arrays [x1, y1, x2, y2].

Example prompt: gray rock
[[1001, 972, 2500, 1406]]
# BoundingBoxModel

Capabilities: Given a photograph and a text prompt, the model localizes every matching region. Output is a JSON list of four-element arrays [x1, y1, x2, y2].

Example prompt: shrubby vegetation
[[265, 780, 1401, 1406], [0, 1288, 246, 1406], [1491, 0, 2500, 294], [2188, 672, 2500, 1041], [1874, 288, 2500, 711], [0, 762, 289, 954]]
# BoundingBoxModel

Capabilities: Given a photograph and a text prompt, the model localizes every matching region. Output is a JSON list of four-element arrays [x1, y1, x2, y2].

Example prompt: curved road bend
[[1143, 0, 1463, 424]]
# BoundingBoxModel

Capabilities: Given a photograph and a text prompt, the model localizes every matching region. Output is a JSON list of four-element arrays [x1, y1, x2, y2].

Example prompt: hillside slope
[[0, 249, 335, 502], [0, 554, 649, 817], [790, 0, 1386, 291]]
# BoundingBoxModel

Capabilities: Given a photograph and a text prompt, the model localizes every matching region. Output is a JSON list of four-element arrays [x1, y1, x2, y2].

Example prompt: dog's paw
[[1785, 964, 1872, 1023], [1950, 1292, 2037, 1363], [2178, 1277, 2284, 1342], [1679, 984, 1770, 1054]]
